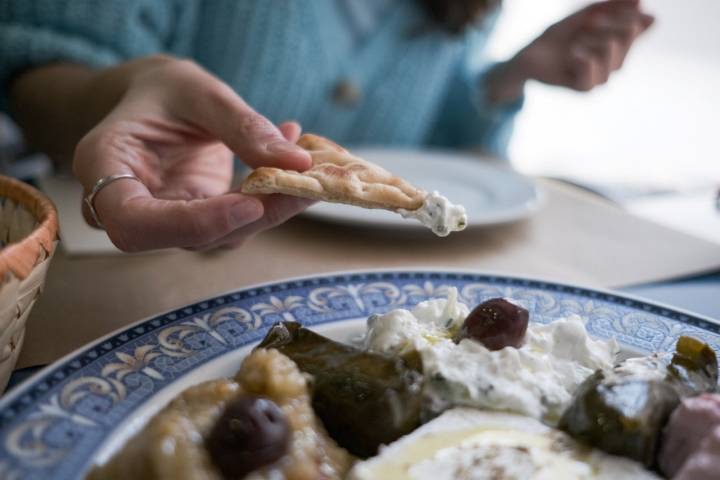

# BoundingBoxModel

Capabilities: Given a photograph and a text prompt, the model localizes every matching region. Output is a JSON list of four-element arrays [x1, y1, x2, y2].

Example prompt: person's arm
[[0, 0, 179, 163], [487, 0, 654, 103], [10, 62, 133, 165], [2, 2, 315, 252], [426, 10, 524, 158], [0, 0, 178, 105]]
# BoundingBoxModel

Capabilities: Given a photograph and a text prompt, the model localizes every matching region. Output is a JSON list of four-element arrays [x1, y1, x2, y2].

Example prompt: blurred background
[[1, 0, 718, 242], [488, 0, 720, 191]]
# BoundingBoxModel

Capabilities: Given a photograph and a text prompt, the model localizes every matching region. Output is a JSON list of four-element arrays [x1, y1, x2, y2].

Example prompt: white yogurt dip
[[365, 288, 468, 355], [399, 191, 467, 237], [364, 289, 618, 422]]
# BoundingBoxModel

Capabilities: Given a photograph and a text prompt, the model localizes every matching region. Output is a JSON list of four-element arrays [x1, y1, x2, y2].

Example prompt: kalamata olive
[[454, 298, 529, 350], [206, 395, 290, 479]]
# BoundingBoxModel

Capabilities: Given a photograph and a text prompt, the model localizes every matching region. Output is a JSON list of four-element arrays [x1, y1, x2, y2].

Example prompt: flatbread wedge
[[240, 134, 425, 211]]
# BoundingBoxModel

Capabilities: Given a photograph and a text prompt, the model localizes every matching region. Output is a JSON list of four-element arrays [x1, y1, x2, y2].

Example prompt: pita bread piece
[[241, 134, 467, 236]]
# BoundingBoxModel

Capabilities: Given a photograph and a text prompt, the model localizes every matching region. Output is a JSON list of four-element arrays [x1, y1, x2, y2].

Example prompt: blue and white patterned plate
[[0, 270, 718, 479]]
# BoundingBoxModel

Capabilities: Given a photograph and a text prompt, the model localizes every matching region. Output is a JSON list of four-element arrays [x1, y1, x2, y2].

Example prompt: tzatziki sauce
[[364, 289, 619, 423], [399, 191, 467, 237]]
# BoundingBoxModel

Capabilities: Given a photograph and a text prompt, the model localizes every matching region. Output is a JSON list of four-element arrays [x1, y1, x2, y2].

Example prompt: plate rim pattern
[[0, 268, 717, 478]]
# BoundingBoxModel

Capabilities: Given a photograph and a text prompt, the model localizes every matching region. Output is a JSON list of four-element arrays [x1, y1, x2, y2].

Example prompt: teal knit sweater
[[0, 0, 522, 158]]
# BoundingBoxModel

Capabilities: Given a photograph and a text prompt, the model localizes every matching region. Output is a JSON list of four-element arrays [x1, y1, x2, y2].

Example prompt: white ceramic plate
[[302, 149, 543, 230], [1, 269, 718, 479]]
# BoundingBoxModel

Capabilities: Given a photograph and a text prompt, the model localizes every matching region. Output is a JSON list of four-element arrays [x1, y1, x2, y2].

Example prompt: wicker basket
[[0, 176, 58, 393]]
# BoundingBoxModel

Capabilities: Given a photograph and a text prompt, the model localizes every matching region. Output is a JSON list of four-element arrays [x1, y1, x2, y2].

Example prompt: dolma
[[559, 335, 718, 467], [257, 322, 425, 458]]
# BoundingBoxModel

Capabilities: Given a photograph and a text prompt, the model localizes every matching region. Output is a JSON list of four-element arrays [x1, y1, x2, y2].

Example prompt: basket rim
[[0, 175, 58, 280]]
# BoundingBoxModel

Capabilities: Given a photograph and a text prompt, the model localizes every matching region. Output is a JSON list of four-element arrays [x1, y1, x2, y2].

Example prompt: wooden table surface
[[18, 179, 720, 368]]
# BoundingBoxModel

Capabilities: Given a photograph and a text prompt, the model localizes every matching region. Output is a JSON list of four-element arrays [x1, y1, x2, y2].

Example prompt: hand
[[73, 56, 314, 252], [488, 0, 654, 102]]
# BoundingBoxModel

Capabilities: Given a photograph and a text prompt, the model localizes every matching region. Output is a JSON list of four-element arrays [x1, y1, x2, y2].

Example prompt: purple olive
[[206, 395, 290, 479], [454, 298, 529, 350]]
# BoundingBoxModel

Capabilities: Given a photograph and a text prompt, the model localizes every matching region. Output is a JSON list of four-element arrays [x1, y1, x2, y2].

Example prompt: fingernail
[[229, 199, 263, 227], [267, 141, 312, 170]]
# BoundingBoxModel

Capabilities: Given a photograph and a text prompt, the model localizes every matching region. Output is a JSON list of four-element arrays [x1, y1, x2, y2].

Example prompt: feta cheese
[[349, 408, 659, 480]]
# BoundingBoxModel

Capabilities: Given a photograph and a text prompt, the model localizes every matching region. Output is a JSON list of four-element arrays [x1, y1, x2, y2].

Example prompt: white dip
[[364, 289, 619, 422], [399, 191, 467, 237]]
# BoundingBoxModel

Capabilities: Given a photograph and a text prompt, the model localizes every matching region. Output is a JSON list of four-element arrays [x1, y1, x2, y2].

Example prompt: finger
[[607, 37, 625, 71], [640, 13, 655, 31], [92, 178, 265, 252], [560, 0, 640, 32], [188, 194, 315, 251], [81, 198, 104, 229], [568, 45, 604, 91], [584, 12, 653, 70], [589, 6, 655, 44], [232, 194, 315, 238], [588, 9, 653, 36], [278, 121, 302, 143], [615, 13, 655, 62], [75, 129, 140, 228], [595, 0, 641, 14], [177, 79, 311, 172], [586, 14, 640, 39], [577, 34, 624, 72]]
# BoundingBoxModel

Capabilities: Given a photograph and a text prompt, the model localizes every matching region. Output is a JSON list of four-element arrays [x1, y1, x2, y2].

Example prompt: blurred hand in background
[[488, 0, 653, 102]]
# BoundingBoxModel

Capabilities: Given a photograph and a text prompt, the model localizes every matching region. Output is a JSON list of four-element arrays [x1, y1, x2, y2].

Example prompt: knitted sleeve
[[0, 0, 182, 114], [426, 10, 524, 159]]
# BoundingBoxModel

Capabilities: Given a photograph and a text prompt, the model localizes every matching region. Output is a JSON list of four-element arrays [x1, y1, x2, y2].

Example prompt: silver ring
[[84, 174, 142, 228]]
